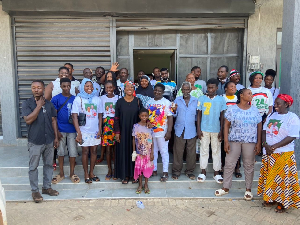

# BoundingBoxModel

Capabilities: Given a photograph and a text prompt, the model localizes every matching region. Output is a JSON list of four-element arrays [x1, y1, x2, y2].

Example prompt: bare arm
[[254, 122, 262, 155], [223, 118, 231, 153], [44, 82, 53, 101], [96, 113, 103, 139], [267, 106, 273, 116], [23, 97, 45, 125], [164, 116, 173, 141], [132, 136, 136, 153], [72, 113, 82, 144], [197, 110, 203, 139], [52, 117, 59, 148], [218, 111, 225, 141]]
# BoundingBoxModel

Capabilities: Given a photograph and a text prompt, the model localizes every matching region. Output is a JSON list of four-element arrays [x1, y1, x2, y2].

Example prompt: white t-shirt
[[268, 87, 280, 104], [71, 96, 103, 134], [263, 112, 300, 154], [150, 80, 158, 87], [248, 86, 273, 116], [100, 95, 119, 118], [195, 80, 207, 94], [222, 94, 237, 108], [236, 83, 245, 91], [78, 81, 101, 97], [52, 78, 80, 97], [146, 97, 173, 138]]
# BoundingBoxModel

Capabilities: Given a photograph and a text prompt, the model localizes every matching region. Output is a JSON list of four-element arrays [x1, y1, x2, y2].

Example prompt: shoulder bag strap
[[57, 96, 71, 113]]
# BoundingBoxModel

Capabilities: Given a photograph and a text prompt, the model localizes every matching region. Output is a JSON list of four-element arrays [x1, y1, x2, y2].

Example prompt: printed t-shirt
[[132, 123, 153, 155], [71, 96, 103, 134], [197, 95, 227, 133], [225, 105, 261, 143], [146, 97, 173, 138], [195, 80, 207, 94], [268, 87, 280, 104], [51, 93, 76, 133], [248, 86, 273, 116], [100, 95, 119, 118], [263, 112, 300, 154], [177, 88, 203, 99], [222, 94, 237, 108]]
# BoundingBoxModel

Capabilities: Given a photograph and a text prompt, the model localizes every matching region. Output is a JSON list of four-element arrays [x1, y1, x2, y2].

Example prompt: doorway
[[133, 49, 177, 83]]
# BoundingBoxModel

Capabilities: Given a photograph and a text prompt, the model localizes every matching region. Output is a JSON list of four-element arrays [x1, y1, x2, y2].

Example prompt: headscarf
[[78, 78, 97, 103], [229, 69, 239, 78], [277, 94, 293, 107], [124, 80, 136, 97], [135, 75, 154, 97], [249, 71, 264, 77]]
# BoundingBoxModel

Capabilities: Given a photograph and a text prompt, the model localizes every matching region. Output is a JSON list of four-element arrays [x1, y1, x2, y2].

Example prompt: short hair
[[265, 69, 276, 78], [154, 83, 165, 91], [138, 70, 145, 74], [219, 65, 229, 72], [153, 67, 160, 71], [181, 81, 191, 89], [224, 81, 235, 89], [60, 78, 71, 85], [206, 78, 219, 86], [191, 66, 200, 72], [59, 66, 69, 73], [139, 107, 149, 115], [249, 72, 263, 86], [160, 68, 168, 72], [31, 80, 45, 87], [104, 80, 115, 87], [96, 66, 105, 71], [64, 63, 73, 69]]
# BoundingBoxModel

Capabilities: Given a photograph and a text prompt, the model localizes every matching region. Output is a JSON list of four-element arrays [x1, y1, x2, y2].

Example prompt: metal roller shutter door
[[13, 17, 111, 137]]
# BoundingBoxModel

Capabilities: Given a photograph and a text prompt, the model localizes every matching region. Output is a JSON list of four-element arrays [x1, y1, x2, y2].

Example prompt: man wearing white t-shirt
[[191, 66, 206, 94]]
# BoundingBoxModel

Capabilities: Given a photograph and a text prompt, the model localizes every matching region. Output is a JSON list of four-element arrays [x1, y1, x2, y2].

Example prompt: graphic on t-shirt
[[251, 93, 269, 113], [195, 84, 202, 90], [266, 119, 282, 135], [104, 102, 115, 115], [85, 103, 97, 118], [148, 104, 167, 133], [203, 102, 212, 115], [135, 132, 152, 155], [67, 103, 72, 119]]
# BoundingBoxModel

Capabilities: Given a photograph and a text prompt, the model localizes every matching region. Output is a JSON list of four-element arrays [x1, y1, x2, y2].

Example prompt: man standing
[[22, 80, 60, 203], [216, 65, 229, 95], [78, 68, 101, 96], [157, 68, 177, 101], [191, 66, 206, 94], [150, 67, 161, 86], [64, 63, 76, 81], [117, 68, 130, 96], [95, 66, 106, 86]]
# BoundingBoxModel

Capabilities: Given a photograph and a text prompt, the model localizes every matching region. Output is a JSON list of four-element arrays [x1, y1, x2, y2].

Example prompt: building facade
[[0, 0, 284, 145]]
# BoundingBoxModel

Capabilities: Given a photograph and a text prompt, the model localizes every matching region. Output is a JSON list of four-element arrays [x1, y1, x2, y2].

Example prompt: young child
[[132, 108, 154, 194], [100, 81, 119, 180], [197, 78, 227, 184]]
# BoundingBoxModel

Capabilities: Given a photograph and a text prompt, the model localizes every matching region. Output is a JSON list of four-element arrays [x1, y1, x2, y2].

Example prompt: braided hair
[[236, 88, 248, 104]]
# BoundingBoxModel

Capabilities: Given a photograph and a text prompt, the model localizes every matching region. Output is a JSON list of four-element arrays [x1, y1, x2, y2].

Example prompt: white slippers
[[213, 175, 223, 184], [197, 174, 206, 182], [244, 191, 253, 201], [215, 189, 229, 196]]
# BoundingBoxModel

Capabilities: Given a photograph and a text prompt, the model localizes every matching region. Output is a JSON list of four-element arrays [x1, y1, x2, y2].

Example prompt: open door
[[169, 51, 177, 83]]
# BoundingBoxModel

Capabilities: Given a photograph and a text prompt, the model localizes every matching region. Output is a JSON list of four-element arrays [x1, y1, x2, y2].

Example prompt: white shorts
[[78, 132, 101, 147]]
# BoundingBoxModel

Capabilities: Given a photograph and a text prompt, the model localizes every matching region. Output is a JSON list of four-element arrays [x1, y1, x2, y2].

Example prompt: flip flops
[[213, 175, 223, 184], [51, 175, 64, 184], [215, 189, 229, 196], [244, 191, 253, 201]]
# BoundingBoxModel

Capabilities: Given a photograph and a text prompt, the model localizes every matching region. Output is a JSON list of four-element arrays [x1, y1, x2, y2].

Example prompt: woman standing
[[100, 71, 121, 96], [248, 71, 273, 121], [176, 73, 203, 99], [72, 78, 103, 183], [258, 94, 300, 213], [135, 75, 154, 107], [114, 81, 141, 184], [264, 69, 280, 105], [215, 88, 262, 200]]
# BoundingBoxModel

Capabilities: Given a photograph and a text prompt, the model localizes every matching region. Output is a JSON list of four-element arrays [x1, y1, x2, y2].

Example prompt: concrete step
[[4, 188, 261, 202], [2, 171, 264, 191], [0, 162, 263, 178]]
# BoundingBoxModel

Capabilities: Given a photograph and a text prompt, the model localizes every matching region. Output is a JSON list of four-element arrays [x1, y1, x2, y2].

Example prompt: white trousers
[[200, 131, 221, 171], [153, 137, 169, 172]]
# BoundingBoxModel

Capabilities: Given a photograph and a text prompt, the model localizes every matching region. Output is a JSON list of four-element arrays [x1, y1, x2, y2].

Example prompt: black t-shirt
[[21, 97, 57, 145]]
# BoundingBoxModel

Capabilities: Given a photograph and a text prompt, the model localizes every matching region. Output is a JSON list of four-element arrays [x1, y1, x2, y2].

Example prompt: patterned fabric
[[134, 154, 154, 180], [257, 152, 300, 209], [176, 88, 203, 99], [101, 116, 115, 146]]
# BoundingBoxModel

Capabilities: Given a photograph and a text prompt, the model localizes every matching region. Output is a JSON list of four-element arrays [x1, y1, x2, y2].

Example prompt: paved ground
[[6, 198, 300, 225]]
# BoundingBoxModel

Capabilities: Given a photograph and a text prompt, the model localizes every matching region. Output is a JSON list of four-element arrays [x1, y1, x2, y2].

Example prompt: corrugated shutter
[[116, 18, 246, 31], [13, 17, 111, 137]]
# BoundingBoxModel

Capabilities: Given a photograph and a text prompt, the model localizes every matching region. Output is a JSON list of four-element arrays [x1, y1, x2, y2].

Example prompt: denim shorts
[[57, 132, 78, 157]]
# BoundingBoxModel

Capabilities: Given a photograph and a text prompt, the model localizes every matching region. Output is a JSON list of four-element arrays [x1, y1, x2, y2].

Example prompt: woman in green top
[[177, 73, 204, 99]]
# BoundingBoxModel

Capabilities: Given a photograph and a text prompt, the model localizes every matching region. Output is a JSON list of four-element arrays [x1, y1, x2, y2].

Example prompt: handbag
[[69, 97, 86, 126]]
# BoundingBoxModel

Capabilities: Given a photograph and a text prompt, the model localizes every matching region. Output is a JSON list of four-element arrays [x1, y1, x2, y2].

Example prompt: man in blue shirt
[[197, 78, 227, 184], [51, 78, 80, 184], [156, 68, 177, 101], [172, 82, 198, 180]]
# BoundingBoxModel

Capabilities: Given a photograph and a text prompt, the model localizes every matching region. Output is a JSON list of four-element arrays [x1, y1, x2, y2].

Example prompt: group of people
[[22, 63, 300, 213]]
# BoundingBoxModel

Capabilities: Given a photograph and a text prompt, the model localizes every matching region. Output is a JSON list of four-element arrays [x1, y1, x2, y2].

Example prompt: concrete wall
[[0, 4, 19, 145], [247, 0, 283, 86]]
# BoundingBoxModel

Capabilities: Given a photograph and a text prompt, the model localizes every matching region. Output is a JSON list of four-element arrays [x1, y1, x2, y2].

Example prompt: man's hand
[[53, 138, 59, 149], [197, 130, 203, 140], [164, 131, 171, 141], [218, 132, 223, 142], [147, 121, 154, 129], [171, 103, 178, 113], [36, 97, 45, 108], [115, 134, 121, 143], [224, 141, 230, 154]]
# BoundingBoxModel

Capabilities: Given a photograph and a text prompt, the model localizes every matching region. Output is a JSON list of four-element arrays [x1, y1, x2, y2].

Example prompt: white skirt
[[78, 132, 101, 147]]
